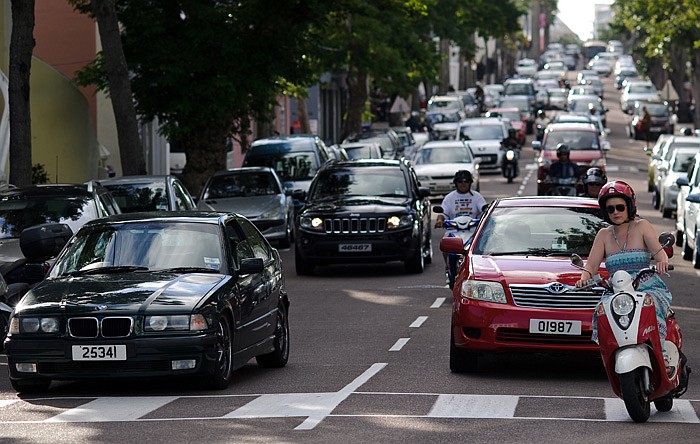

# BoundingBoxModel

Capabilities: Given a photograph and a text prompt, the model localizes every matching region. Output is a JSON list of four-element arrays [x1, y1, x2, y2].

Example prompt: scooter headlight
[[611, 293, 635, 316], [505, 150, 516, 161]]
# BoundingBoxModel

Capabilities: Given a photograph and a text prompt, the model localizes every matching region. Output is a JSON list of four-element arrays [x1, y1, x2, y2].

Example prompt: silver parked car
[[197, 167, 294, 248], [100, 175, 196, 213]]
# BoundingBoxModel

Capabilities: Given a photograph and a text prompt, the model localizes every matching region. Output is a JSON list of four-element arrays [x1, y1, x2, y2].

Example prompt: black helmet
[[508, 127, 518, 134], [453, 170, 473, 184], [681, 127, 693, 136], [583, 167, 607, 186], [556, 143, 570, 155]]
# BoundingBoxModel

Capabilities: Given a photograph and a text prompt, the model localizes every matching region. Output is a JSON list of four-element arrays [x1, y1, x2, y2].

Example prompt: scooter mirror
[[432, 205, 444, 214], [658, 232, 675, 247], [570, 253, 585, 268]]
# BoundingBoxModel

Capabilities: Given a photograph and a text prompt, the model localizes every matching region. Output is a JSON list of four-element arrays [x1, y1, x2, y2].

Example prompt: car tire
[[682, 232, 693, 260], [676, 229, 684, 247], [450, 330, 477, 373], [294, 246, 315, 276], [652, 189, 660, 210], [404, 243, 425, 274], [693, 235, 700, 269], [278, 224, 292, 249], [424, 236, 433, 265], [207, 314, 233, 390], [10, 378, 51, 394], [256, 303, 290, 368]]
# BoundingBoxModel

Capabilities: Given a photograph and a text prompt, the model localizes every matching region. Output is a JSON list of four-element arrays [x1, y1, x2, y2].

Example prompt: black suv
[[294, 159, 432, 275], [0, 181, 121, 283]]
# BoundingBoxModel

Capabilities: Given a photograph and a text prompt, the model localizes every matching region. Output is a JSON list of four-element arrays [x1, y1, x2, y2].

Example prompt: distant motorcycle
[[435, 206, 477, 289], [501, 146, 520, 183]]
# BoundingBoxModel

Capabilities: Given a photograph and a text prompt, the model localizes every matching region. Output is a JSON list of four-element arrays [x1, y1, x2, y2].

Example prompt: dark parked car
[[197, 167, 295, 248], [100, 175, 196, 213], [0, 182, 121, 284], [294, 159, 432, 275], [4, 212, 289, 393]]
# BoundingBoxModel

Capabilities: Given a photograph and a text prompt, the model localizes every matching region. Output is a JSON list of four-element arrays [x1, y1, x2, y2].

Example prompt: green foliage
[[32, 163, 50, 184]]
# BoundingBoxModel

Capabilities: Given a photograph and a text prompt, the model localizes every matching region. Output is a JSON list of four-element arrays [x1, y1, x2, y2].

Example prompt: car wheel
[[693, 235, 700, 269], [450, 330, 477, 373], [682, 232, 693, 260], [207, 314, 233, 390], [676, 228, 684, 247], [10, 378, 51, 394], [662, 206, 673, 219], [424, 236, 433, 265], [278, 224, 292, 249], [294, 246, 315, 276], [256, 303, 290, 368], [404, 243, 425, 274], [652, 189, 660, 210]]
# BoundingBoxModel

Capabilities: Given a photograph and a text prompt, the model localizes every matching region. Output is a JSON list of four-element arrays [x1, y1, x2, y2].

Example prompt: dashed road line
[[389, 338, 410, 351], [409, 316, 428, 328], [430, 297, 446, 308]]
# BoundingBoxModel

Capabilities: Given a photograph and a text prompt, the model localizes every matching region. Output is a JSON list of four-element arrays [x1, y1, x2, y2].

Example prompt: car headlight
[[460, 280, 507, 304], [611, 293, 635, 316], [144, 314, 208, 332], [386, 214, 414, 229], [259, 206, 284, 220], [300, 216, 324, 231], [9, 317, 60, 334], [417, 175, 430, 181]]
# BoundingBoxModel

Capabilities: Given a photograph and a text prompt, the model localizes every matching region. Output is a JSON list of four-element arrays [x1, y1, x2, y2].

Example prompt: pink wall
[[34, 1, 97, 125]]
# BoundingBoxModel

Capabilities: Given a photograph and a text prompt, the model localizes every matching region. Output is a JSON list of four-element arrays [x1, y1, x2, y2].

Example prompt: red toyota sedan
[[441, 196, 609, 372]]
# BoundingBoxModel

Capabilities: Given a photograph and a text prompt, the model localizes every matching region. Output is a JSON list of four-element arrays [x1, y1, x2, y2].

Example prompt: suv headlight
[[300, 216, 324, 231], [386, 214, 414, 230], [460, 280, 507, 304]]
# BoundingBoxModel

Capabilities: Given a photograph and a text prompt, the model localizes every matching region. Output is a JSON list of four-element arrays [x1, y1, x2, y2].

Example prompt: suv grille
[[68, 317, 134, 338], [323, 217, 386, 234], [509, 284, 604, 309]]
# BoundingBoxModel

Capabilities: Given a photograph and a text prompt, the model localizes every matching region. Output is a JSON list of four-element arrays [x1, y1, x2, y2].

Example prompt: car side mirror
[[239, 257, 264, 275], [676, 177, 689, 187], [439, 237, 465, 254], [23, 263, 48, 284], [432, 205, 444, 214], [291, 189, 306, 201], [418, 186, 431, 198], [686, 193, 700, 204]]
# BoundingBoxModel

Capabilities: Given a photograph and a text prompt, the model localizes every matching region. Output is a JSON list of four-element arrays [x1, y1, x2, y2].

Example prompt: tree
[[8, 0, 35, 186], [75, 0, 327, 196]]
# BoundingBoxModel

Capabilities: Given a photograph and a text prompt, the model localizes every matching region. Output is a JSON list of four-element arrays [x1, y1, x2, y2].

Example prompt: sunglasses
[[455, 180, 472, 184], [606, 204, 627, 214]]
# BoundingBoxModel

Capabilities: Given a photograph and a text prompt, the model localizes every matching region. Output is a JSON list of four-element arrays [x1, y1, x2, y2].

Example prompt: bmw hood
[[470, 255, 605, 285], [16, 273, 230, 315], [198, 195, 284, 218]]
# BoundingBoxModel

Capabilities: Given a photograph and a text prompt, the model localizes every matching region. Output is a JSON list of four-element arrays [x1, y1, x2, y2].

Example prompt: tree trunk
[[667, 44, 688, 103], [694, 52, 700, 127], [439, 38, 451, 93], [342, 67, 367, 140], [8, 0, 35, 186], [296, 97, 311, 134], [180, 123, 229, 198], [91, 0, 146, 176]]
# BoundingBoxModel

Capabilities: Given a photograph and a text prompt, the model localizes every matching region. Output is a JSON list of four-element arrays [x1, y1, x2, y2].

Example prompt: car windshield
[[473, 206, 608, 256], [104, 181, 168, 212], [643, 104, 669, 116], [504, 84, 532, 95], [426, 112, 460, 124], [344, 146, 377, 159], [50, 222, 223, 276], [244, 151, 319, 182], [498, 98, 529, 111], [629, 84, 657, 94], [0, 195, 98, 239], [414, 146, 472, 165], [459, 123, 504, 140], [570, 99, 601, 113], [544, 130, 600, 150], [428, 99, 460, 111], [310, 167, 408, 199], [203, 171, 280, 199]]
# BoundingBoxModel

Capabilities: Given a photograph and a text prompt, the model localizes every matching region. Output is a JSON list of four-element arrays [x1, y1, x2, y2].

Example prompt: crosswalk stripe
[[43, 396, 178, 422], [605, 398, 700, 423], [428, 394, 519, 418]]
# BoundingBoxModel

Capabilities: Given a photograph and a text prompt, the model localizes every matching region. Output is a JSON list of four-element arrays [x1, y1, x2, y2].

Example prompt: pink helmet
[[598, 180, 636, 223]]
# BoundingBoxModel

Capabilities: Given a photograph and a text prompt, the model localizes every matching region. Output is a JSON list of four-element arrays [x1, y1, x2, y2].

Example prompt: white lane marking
[[409, 316, 428, 328], [430, 297, 446, 308], [226, 363, 387, 431], [389, 338, 410, 351], [44, 396, 178, 422], [605, 398, 699, 423], [428, 394, 519, 418]]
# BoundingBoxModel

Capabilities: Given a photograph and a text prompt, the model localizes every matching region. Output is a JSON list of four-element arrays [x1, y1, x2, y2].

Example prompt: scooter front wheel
[[654, 397, 673, 412], [619, 369, 651, 422]]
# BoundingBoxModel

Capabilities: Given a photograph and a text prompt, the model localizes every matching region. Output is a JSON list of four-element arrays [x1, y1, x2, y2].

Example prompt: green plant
[[32, 163, 50, 184]]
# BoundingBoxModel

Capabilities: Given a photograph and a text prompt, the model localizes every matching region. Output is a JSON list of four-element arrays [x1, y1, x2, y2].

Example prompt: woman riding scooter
[[575, 181, 675, 375]]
